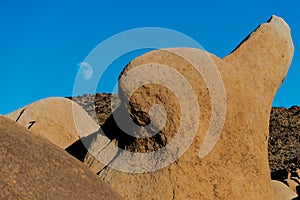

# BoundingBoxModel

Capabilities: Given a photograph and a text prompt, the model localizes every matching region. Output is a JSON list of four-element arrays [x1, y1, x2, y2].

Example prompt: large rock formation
[[70, 94, 300, 197], [0, 116, 122, 200], [70, 94, 300, 174], [6, 97, 99, 149], [82, 15, 294, 199]]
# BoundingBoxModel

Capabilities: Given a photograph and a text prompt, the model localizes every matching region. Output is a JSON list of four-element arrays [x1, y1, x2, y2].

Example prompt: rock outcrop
[[6, 97, 99, 149], [71, 95, 300, 197], [67, 93, 120, 125], [0, 116, 122, 200], [269, 106, 300, 172], [82, 15, 294, 199], [70, 95, 300, 175]]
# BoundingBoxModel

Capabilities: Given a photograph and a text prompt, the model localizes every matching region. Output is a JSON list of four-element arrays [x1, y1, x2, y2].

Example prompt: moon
[[78, 62, 93, 80]]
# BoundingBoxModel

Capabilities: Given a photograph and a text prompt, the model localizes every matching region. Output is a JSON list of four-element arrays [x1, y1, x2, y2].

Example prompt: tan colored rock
[[285, 179, 299, 193], [0, 116, 122, 200], [6, 97, 99, 149], [272, 180, 298, 200], [296, 169, 300, 178], [292, 177, 300, 185], [86, 16, 294, 199]]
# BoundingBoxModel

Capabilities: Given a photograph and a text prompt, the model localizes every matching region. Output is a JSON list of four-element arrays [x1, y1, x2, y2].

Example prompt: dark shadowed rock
[[0, 116, 122, 200], [269, 106, 300, 172], [67, 93, 120, 125]]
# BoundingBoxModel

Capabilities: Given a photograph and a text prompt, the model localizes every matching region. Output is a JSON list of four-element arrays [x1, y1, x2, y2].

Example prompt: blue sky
[[0, 0, 299, 114]]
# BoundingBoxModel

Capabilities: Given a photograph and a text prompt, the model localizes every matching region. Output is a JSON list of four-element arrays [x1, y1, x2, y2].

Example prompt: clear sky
[[0, 0, 299, 114]]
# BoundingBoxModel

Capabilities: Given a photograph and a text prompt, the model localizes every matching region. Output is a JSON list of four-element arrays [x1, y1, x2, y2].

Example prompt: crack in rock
[[15, 108, 26, 122], [28, 121, 36, 129]]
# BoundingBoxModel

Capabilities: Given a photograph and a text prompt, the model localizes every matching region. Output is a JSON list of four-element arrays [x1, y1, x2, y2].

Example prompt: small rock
[[284, 179, 299, 193], [272, 180, 298, 200], [6, 97, 99, 149]]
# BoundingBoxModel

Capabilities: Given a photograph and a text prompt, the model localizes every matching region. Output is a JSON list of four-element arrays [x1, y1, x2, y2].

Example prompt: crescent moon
[[78, 62, 93, 80]]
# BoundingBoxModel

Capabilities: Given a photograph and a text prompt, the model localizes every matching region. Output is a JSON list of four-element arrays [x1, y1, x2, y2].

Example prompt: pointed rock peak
[[224, 15, 294, 84], [267, 15, 291, 36]]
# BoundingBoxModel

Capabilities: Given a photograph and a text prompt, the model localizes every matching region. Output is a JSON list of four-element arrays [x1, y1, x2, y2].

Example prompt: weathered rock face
[[70, 96, 300, 198], [70, 94, 300, 174], [5, 97, 99, 149], [84, 16, 294, 199], [0, 116, 122, 200]]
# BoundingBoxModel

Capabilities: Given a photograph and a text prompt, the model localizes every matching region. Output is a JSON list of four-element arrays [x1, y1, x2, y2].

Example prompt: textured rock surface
[[67, 93, 120, 125], [78, 16, 294, 199], [70, 95, 300, 177], [71, 92, 300, 197], [0, 116, 122, 200], [269, 106, 300, 172], [6, 97, 99, 149]]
